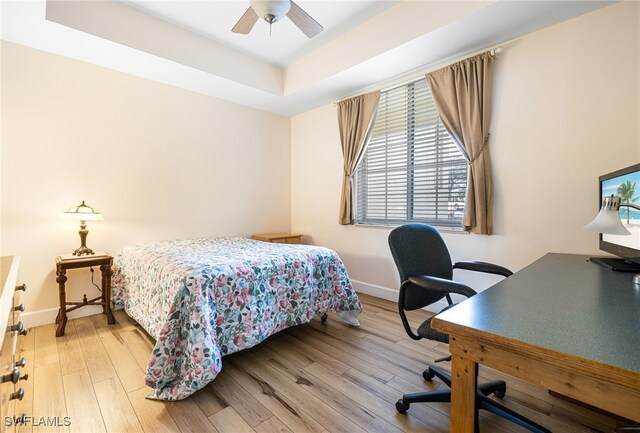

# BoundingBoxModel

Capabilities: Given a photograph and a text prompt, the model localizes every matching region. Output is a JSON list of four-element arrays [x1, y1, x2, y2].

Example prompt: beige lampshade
[[64, 200, 104, 221]]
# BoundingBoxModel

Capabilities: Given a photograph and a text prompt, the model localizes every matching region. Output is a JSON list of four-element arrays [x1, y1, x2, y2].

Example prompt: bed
[[111, 237, 362, 400]]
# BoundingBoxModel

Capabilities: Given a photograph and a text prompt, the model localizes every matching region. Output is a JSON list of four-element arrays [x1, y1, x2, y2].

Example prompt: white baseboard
[[350, 279, 398, 302], [351, 279, 447, 314], [21, 306, 104, 329]]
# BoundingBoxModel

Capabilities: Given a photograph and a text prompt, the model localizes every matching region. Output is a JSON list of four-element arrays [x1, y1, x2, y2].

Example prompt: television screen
[[599, 163, 640, 263]]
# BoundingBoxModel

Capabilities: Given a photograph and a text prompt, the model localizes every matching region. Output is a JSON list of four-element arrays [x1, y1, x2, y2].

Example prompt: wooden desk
[[55, 253, 115, 337], [432, 253, 640, 432]]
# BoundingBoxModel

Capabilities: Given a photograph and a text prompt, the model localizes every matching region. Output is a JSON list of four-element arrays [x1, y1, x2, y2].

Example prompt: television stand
[[589, 257, 640, 272]]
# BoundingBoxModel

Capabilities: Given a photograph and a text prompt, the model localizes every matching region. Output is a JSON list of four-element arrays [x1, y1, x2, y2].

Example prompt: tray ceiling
[[123, 0, 398, 67], [1, 0, 617, 116]]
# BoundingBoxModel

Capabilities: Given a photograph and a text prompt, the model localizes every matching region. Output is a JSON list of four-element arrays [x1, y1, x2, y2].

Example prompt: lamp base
[[589, 257, 640, 272], [73, 222, 95, 256], [73, 246, 95, 256]]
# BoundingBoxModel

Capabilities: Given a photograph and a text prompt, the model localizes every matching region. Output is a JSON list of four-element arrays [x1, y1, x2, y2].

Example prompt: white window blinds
[[355, 78, 467, 228]]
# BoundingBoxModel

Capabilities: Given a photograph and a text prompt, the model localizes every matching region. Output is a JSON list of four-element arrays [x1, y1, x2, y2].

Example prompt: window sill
[[353, 223, 469, 234]]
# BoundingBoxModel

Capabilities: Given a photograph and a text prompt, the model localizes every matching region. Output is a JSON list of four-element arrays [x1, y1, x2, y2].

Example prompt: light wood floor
[[16, 293, 623, 433]]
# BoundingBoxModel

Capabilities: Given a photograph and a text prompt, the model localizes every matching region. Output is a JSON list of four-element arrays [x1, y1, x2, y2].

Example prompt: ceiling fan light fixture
[[232, 0, 323, 38], [250, 0, 291, 24]]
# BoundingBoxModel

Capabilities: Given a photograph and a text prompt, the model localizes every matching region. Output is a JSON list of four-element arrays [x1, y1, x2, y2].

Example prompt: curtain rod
[[334, 44, 504, 106]]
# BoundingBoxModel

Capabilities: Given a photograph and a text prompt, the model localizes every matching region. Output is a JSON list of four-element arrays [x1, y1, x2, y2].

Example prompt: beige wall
[[2, 1, 639, 322], [1, 42, 291, 318], [291, 2, 640, 301]]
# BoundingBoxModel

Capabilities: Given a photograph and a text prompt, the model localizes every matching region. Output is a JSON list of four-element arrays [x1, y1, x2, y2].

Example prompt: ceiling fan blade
[[287, 1, 323, 38], [232, 6, 259, 34]]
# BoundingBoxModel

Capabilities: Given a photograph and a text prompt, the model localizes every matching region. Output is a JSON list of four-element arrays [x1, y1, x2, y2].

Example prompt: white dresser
[[0, 257, 27, 432]]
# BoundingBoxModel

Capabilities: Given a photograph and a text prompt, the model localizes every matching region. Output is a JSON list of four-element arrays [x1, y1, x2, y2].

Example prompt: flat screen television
[[590, 163, 640, 271]]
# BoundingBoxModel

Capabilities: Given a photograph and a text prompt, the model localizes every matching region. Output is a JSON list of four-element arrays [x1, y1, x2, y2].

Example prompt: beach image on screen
[[602, 171, 640, 250]]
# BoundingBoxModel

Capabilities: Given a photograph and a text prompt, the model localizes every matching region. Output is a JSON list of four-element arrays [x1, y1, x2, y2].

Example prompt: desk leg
[[100, 264, 115, 325], [450, 351, 478, 433], [55, 270, 68, 337]]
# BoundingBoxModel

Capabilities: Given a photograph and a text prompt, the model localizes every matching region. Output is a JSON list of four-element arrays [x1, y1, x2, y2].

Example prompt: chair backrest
[[388, 223, 453, 309]]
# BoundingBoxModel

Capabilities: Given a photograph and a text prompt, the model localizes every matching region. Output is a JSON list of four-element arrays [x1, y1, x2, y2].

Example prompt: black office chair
[[388, 223, 551, 433]]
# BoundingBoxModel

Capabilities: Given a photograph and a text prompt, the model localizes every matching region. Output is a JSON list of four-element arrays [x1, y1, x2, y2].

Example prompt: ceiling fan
[[232, 0, 323, 38]]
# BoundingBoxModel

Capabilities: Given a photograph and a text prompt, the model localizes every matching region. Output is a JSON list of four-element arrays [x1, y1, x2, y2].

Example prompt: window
[[355, 78, 467, 228]]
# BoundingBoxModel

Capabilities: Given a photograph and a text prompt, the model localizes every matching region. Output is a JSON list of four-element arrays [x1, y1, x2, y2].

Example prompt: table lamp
[[64, 200, 104, 256], [584, 195, 640, 286]]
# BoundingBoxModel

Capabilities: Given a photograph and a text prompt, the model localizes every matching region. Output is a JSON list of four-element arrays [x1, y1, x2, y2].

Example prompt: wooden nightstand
[[55, 253, 115, 337], [251, 233, 303, 244]]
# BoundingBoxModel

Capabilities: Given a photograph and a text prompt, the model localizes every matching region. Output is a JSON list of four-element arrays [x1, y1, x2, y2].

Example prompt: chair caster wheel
[[321, 313, 328, 323], [494, 387, 506, 399], [395, 399, 409, 414], [422, 368, 435, 381]]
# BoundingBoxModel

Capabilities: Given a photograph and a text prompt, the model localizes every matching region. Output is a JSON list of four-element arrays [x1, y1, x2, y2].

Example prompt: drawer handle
[[19, 373, 28, 382], [15, 284, 26, 292], [10, 388, 24, 401], [14, 304, 25, 312], [1, 368, 19, 384], [7, 321, 24, 333], [18, 327, 28, 336], [15, 357, 26, 368]]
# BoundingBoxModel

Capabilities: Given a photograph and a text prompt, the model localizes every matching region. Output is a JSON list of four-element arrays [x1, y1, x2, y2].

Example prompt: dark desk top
[[434, 253, 640, 374]]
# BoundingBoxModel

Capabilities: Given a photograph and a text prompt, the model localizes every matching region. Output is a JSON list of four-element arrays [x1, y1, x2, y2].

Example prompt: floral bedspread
[[111, 237, 361, 400]]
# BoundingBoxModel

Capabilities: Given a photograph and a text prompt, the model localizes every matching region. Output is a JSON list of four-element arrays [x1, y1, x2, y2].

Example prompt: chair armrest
[[453, 261, 513, 278], [397, 276, 476, 341], [408, 275, 477, 298]]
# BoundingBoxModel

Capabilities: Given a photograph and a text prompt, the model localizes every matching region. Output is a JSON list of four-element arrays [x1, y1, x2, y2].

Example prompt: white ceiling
[[122, 0, 399, 67], [1, 0, 617, 116]]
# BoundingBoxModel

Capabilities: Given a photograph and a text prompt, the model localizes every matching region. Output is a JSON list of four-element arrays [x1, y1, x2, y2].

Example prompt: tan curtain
[[337, 91, 381, 225], [426, 52, 495, 234]]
